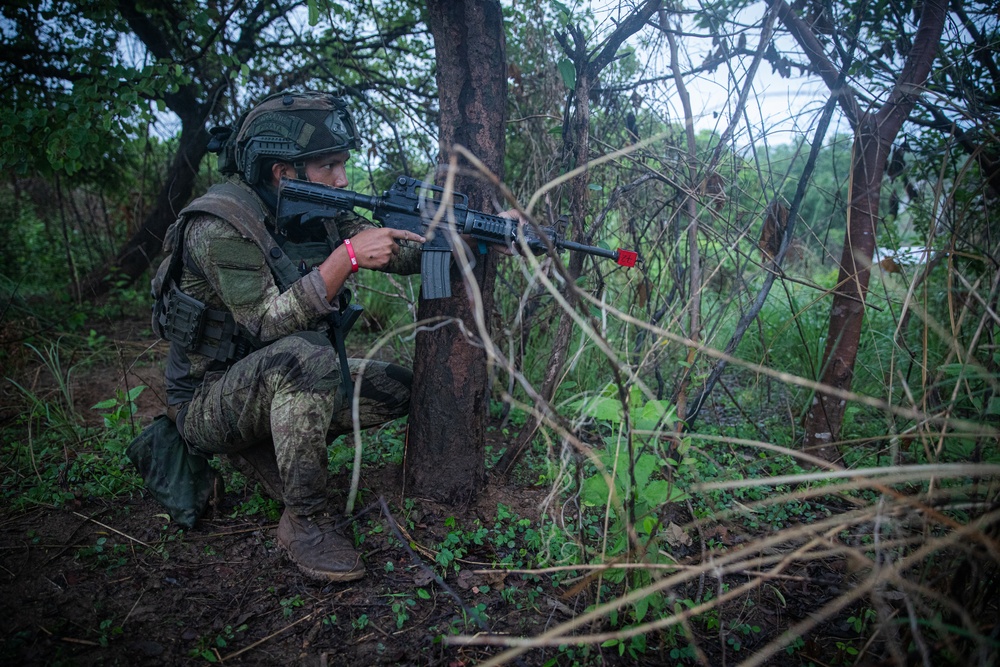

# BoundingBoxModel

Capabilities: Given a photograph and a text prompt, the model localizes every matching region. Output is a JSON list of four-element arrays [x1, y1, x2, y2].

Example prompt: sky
[[585, 0, 849, 145]]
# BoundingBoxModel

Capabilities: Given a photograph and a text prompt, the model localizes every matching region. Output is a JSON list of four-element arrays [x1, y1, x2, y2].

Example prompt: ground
[[1, 313, 988, 666]]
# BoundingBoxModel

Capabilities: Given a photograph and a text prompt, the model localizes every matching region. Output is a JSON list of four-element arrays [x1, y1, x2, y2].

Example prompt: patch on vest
[[210, 238, 267, 308], [217, 267, 266, 307], [210, 237, 265, 270]]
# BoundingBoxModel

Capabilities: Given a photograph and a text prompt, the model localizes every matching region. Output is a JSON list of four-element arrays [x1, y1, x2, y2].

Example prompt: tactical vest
[[151, 180, 358, 405]]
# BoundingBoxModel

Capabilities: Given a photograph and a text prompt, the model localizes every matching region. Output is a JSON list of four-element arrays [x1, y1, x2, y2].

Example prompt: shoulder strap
[[180, 181, 301, 292]]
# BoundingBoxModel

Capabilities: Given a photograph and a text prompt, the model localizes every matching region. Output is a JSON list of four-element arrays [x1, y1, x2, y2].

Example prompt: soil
[[0, 313, 956, 666]]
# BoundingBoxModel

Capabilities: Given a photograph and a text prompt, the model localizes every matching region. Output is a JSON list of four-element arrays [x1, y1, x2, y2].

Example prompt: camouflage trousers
[[180, 332, 411, 515]]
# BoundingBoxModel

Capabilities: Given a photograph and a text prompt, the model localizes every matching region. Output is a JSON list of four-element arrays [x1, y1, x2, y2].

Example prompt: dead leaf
[[759, 199, 788, 259], [663, 522, 692, 548], [482, 571, 508, 586], [880, 256, 902, 273], [456, 569, 478, 590], [412, 570, 434, 587]]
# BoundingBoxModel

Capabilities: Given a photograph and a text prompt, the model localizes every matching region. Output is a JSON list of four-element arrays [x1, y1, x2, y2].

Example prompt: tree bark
[[404, 0, 507, 503], [771, 0, 949, 460]]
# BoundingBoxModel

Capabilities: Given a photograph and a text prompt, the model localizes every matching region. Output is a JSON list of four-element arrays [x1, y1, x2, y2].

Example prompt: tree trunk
[[405, 0, 507, 504], [802, 121, 887, 460], [786, 0, 949, 460]]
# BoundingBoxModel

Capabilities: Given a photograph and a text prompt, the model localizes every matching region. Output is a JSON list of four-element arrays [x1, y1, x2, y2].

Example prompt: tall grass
[[409, 136, 1000, 665]]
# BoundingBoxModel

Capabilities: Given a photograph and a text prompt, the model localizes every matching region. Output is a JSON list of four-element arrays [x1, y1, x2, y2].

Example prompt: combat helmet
[[208, 91, 358, 184]]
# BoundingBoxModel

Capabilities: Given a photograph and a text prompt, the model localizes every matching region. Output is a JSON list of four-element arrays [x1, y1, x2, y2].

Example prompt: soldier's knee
[[263, 335, 340, 392], [385, 364, 413, 391]]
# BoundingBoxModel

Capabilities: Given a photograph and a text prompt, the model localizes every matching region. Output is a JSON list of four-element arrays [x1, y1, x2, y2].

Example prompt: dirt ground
[[0, 314, 952, 666]]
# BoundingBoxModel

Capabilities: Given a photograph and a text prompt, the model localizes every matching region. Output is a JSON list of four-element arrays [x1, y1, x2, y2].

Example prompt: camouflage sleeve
[[336, 210, 422, 276], [182, 215, 335, 343]]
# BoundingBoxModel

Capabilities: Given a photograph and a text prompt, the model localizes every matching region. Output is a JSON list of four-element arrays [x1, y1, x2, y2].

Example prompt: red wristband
[[343, 238, 359, 273]]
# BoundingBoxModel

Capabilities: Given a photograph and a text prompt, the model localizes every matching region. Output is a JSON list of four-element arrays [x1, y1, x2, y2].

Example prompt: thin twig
[[71, 511, 153, 549], [220, 612, 316, 662], [377, 496, 489, 633]]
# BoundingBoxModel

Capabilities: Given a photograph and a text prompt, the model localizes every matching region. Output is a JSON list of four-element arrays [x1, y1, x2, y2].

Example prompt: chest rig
[[151, 180, 361, 396]]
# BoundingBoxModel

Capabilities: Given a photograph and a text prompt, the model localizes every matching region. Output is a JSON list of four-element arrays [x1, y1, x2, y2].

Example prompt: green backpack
[[126, 416, 220, 529]]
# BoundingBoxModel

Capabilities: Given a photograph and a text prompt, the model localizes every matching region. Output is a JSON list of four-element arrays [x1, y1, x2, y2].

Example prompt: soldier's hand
[[495, 209, 527, 256], [346, 228, 425, 270]]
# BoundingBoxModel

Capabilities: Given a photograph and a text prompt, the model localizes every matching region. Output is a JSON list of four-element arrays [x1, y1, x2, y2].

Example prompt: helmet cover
[[229, 91, 358, 183]]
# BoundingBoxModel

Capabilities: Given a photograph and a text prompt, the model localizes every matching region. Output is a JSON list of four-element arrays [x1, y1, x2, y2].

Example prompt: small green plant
[[601, 633, 648, 659], [847, 608, 876, 634], [352, 614, 369, 631], [188, 623, 247, 662], [435, 530, 467, 570], [280, 594, 305, 618], [76, 536, 128, 572], [91, 385, 146, 443], [785, 636, 806, 654], [96, 618, 123, 647], [232, 491, 281, 521], [563, 388, 693, 566], [725, 621, 761, 652], [835, 640, 860, 660], [388, 595, 416, 629]]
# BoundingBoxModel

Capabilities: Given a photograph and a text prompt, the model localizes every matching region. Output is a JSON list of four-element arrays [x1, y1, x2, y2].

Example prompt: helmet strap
[[293, 161, 307, 180]]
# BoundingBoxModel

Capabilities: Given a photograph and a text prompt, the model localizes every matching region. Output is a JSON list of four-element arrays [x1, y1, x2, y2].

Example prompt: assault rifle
[[277, 176, 638, 300]]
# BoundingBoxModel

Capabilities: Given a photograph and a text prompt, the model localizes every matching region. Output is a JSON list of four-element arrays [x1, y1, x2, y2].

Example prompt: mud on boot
[[277, 509, 365, 582]]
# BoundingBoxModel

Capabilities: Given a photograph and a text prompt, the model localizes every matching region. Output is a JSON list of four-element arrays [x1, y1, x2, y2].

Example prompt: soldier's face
[[303, 151, 351, 189]]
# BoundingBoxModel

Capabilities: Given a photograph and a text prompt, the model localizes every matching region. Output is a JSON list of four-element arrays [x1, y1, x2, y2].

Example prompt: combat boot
[[276, 509, 365, 582]]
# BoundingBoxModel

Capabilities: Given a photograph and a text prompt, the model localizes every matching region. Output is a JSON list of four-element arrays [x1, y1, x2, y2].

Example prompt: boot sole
[[279, 539, 366, 582], [293, 560, 366, 582]]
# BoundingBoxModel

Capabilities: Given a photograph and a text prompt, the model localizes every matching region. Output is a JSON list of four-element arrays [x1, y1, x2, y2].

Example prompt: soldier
[[152, 91, 430, 582]]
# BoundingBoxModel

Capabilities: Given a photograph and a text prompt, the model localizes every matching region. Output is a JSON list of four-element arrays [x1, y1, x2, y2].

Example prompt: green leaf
[[633, 453, 657, 490], [581, 475, 611, 507], [641, 480, 670, 506], [570, 395, 622, 423], [635, 399, 675, 430], [634, 596, 649, 622], [308, 0, 319, 26], [417, 588, 430, 599], [557, 59, 576, 90], [987, 397, 1000, 416], [552, 0, 572, 17], [91, 398, 118, 410]]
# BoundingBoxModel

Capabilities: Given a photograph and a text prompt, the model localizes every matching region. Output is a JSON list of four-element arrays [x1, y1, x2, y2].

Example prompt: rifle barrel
[[556, 239, 618, 260]]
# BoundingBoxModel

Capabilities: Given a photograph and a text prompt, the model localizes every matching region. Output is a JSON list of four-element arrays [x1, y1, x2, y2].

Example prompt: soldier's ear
[[271, 161, 291, 186]]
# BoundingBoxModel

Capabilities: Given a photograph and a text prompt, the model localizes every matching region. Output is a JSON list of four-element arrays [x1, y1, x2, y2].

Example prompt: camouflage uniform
[[169, 179, 420, 516]]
